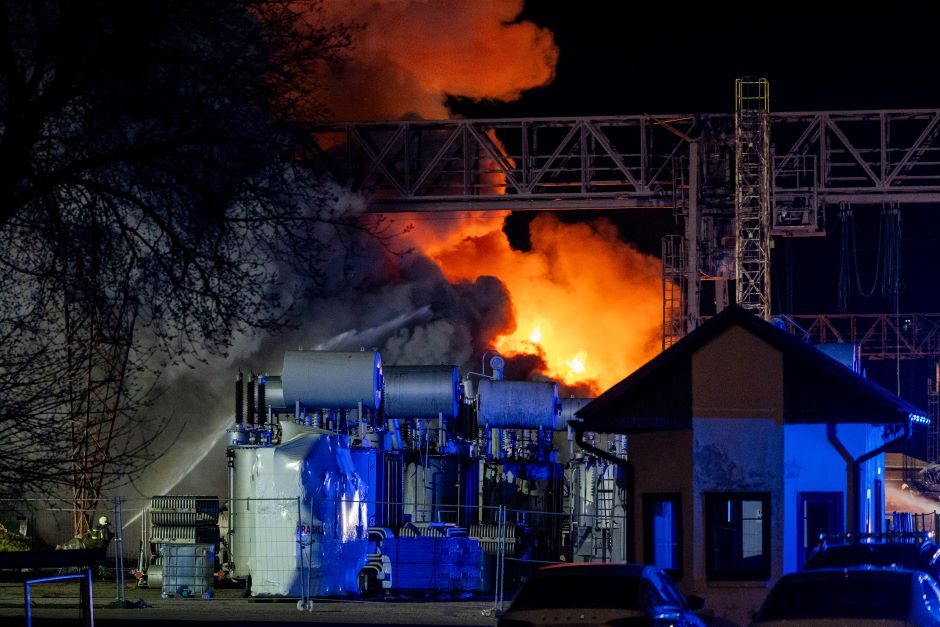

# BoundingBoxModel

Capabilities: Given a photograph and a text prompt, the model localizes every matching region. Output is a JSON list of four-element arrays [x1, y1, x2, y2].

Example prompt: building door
[[797, 491, 843, 569]]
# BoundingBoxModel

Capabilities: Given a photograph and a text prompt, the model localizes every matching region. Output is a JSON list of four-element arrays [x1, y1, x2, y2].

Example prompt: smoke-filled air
[[316, 0, 559, 120], [304, 0, 663, 393], [130, 0, 662, 501]]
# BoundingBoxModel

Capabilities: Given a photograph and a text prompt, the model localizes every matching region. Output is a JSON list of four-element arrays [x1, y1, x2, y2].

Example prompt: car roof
[[811, 543, 926, 558], [808, 541, 940, 565], [535, 562, 654, 578], [780, 566, 924, 582]]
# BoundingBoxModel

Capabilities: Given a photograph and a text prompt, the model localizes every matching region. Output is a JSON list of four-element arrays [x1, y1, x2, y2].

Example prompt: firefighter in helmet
[[86, 516, 114, 550], [56, 515, 114, 551]]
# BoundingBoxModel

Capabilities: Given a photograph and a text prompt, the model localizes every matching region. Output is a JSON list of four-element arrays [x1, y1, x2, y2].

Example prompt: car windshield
[[758, 576, 911, 621], [510, 574, 648, 611]]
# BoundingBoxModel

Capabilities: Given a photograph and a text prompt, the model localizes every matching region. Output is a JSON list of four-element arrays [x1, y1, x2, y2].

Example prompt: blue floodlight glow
[[909, 413, 930, 426]]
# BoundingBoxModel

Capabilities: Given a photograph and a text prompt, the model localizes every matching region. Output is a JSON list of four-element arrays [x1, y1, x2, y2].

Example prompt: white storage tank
[[477, 380, 560, 429], [383, 365, 459, 418], [281, 351, 382, 410]]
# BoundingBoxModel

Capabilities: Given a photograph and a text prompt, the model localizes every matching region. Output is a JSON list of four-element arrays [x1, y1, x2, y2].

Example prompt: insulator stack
[[235, 373, 244, 426], [246, 374, 255, 426], [257, 376, 266, 426]]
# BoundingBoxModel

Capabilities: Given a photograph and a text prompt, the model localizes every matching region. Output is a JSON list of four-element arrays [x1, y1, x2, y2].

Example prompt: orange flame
[[421, 215, 663, 394], [301, 3, 662, 393]]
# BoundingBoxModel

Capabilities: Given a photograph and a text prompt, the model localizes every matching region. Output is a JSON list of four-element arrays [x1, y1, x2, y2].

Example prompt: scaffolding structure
[[734, 78, 773, 320]]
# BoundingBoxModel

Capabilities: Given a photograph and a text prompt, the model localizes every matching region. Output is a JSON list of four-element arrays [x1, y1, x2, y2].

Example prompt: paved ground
[[0, 579, 500, 626]]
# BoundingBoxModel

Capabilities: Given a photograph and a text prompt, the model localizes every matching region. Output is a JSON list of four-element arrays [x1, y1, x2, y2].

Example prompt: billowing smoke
[[130, 1, 662, 501], [315, 0, 559, 120]]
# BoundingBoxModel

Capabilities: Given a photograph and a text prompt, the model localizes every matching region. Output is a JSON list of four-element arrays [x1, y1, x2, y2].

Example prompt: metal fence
[[1, 495, 628, 612], [889, 510, 940, 537], [0, 496, 128, 606]]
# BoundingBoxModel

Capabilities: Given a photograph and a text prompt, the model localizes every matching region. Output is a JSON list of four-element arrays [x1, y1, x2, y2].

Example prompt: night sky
[[448, 0, 940, 405]]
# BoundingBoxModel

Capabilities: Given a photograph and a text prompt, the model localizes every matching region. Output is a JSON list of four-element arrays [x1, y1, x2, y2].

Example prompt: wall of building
[[781, 422, 887, 571], [688, 325, 785, 625], [628, 428, 693, 576]]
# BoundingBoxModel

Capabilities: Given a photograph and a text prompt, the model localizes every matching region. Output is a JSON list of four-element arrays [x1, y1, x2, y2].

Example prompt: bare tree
[[0, 0, 365, 534]]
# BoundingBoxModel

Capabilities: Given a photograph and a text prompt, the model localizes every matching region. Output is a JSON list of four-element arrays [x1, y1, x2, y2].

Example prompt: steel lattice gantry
[[311, 106, 940, 346], [314, 107, 940, 464], [776, 313, 940, 360], [310, 115, 697, 212], [310, 108, 940, 215]]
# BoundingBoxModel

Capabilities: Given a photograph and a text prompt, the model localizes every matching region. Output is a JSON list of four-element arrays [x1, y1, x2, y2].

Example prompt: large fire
[[301, 1, 664, 393], [416, 215, 663, 394]]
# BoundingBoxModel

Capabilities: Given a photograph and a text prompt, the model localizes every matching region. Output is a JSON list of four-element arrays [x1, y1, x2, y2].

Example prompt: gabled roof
[[576, 306, 926, 434]]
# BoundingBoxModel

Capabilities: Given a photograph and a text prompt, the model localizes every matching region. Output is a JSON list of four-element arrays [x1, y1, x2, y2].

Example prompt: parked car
[[751, 567, 940, 626], [497, 562, 706, 627], [804, 532, 940, 579]]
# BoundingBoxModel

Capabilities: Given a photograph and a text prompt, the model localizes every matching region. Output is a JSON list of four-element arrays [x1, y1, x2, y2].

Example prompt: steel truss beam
[[312, 108, 940, 213], [774, 110, 940, 204], [311, 115, 696, 212], [777, 313, 940, 360]]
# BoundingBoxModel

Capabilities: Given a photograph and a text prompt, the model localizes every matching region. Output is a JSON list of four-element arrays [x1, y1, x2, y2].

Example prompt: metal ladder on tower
[[661, 234, 685, 350], [734, 78, 772, 320]]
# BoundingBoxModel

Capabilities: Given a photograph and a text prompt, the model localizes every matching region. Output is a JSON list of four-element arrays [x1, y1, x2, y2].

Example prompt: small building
[[573, 306, 927, 624]]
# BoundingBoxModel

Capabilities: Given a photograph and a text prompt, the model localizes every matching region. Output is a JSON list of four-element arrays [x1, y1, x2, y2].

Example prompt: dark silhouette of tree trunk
[[0, 0, 367, 536]]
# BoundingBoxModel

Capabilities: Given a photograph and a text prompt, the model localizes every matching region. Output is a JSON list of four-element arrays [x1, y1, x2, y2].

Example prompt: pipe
[[573, 424, 635, 562], [358, 401, 366, 442], [388, 418, 402, 450], [854, 419, 911, 532], [439, 412, 446, 451], [827, 419, 911, 533]]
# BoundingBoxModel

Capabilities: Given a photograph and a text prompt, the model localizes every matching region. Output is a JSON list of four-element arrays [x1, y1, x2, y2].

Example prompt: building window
[[705, 492, 771, 581], [643, 493, 682, 579]]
